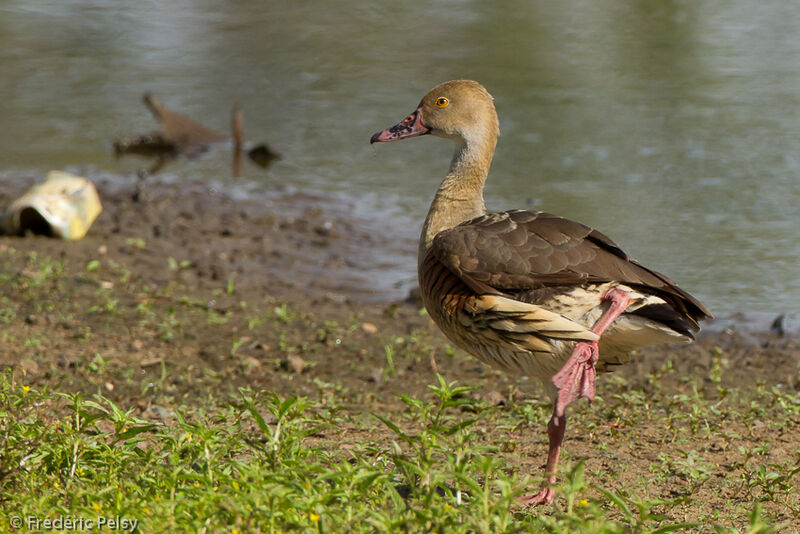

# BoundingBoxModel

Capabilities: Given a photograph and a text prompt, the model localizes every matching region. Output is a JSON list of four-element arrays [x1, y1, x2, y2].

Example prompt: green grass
[[0, 370, 790, 533], [0, 246, 798, 532]]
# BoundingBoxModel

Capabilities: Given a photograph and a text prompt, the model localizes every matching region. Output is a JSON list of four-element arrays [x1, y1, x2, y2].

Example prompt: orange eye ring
[[435, 97, 449, 108]]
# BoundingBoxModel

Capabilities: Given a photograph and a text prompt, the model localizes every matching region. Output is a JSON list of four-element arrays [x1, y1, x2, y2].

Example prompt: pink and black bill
[[370, 109, 430, 143]]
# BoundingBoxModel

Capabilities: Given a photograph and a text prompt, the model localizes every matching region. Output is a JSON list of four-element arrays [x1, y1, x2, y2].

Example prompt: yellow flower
[[232, 530, 241, 534], [21, 386, 30, 394], [579, 499, 589, 507], [92, 503, 102, 512], [309, 513, 320, 522]]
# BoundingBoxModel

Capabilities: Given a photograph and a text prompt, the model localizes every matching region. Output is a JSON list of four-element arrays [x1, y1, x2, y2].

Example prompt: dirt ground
[[2, 175, 799, 526]]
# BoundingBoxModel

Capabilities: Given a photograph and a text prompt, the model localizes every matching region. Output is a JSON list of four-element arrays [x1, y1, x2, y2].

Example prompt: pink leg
[[515, 409, 565, 506], [517, 287, 630, 507], [552, 288, 630, 416]]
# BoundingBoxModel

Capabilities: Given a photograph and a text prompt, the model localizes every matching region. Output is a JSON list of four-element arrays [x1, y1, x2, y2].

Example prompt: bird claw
[[515, 487, 556, 508]]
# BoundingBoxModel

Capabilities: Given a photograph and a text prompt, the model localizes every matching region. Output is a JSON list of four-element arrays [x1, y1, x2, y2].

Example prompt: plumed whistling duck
[[370, 80, 712, 506]]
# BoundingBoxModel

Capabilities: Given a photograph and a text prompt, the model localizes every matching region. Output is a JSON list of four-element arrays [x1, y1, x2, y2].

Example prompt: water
[[1, 0, 799, 313]]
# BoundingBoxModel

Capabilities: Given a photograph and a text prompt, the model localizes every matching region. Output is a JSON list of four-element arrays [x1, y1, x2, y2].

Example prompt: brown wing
[[428, 210, 711, 330]]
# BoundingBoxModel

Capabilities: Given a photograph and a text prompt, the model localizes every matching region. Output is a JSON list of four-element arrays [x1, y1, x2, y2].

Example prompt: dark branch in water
[[113, 94, 279, 176]]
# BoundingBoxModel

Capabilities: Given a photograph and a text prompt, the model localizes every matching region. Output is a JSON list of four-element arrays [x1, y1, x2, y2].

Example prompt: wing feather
[[461, 294, 598, 354], [429, 210, 711, 330]]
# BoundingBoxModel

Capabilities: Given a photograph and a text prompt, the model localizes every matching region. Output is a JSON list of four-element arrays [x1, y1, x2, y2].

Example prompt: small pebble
[[361, 322, 378, 335], [484, 390, 506, 407], [287, 355, 306, 374], [19, 359, 39, 374], [243, 356, 262, 368]]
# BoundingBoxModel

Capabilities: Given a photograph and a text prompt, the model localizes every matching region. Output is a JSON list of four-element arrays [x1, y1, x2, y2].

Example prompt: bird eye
[[435, 97, 449, 108]]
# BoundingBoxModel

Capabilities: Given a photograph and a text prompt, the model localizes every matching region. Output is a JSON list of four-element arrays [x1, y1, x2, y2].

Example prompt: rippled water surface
[[2, 0, 799, 312]]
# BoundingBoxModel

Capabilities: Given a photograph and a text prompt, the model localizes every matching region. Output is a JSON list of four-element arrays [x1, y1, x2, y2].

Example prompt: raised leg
[[552, 340, 598, 418], [552, 287, 630, 416], [517, 287, 630, 507]]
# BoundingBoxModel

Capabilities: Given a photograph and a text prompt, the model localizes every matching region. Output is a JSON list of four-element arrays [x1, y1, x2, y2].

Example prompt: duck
[[370, 79, 712, 506]]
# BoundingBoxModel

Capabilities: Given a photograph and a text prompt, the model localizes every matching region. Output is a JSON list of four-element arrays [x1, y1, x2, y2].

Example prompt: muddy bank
[[0, 174, 417, 302], [0, 173, 797, 403]]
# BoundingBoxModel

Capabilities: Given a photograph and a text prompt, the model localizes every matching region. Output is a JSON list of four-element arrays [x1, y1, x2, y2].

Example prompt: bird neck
[[419, 133, 496, 263]]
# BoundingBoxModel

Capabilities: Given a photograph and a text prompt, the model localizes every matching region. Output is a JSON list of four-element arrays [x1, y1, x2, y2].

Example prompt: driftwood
[[143, 93, 227, 150], [231, 103, 279, 176], [113, 94, 278, 175]]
